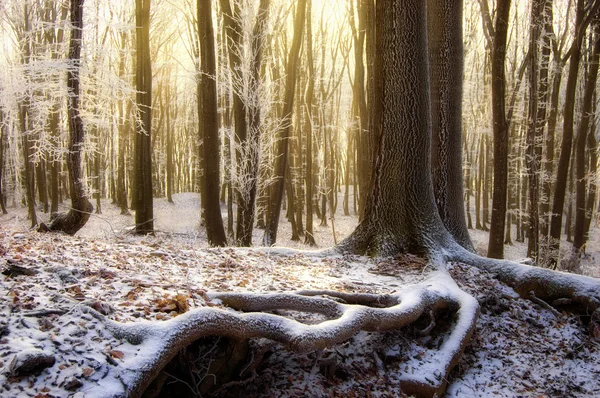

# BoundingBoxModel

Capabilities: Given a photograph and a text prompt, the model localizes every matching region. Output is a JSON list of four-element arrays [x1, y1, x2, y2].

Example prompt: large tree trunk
[[427, 0, 473, 252], [487, 0, 511, 259], [262, 0, 306, 246], [340, 0, 453, 256], [133, 0, 154, 235], [198, 0, 227, 246], [45, 0, 93, 235]]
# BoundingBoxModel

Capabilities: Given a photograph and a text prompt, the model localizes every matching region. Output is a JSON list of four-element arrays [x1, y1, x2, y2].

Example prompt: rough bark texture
[[526, 0, 550, 262], [46, 0, 93, 235], [339, 0, 452, 256], [198, 0, 227, 246], [262, 0, 306, 246], [487, 0, 511, 259], [427, 0, 473, 252], [133, 0, 154, 235]]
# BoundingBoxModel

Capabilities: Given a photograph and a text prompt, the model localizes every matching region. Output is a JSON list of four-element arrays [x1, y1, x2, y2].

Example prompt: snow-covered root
[[80, 271, 478, 398], [445, 244, 600, 315]]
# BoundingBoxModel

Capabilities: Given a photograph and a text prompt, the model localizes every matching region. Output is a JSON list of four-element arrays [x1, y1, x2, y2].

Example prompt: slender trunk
[[304, 0, 316, 246], [263, 0, 306, 246], [487, 0, 512, 259], [573, 21, 600, 250], [0, 110, 7, 214], [198, 0, 226, 246], [134, 0, 154, 234], [46, 0, 93, 235], [549, 0, 585, 264], [583, 110, 598, 244]]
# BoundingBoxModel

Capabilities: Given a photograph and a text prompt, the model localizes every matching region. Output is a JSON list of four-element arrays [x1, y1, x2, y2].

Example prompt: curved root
[[448, 246, 600, 314], [81, 271, 478, 398]]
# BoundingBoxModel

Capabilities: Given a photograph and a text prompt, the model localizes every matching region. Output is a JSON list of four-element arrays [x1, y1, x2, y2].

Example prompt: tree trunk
[[549, 0, 585, 265], [133, 0, 154, 235], [304, 0, 316, 247], [487, 0, 511, 259], [525, 0, 552, 262], [0, 110, 7, 214], [198, 0, 226, 246], [340, 0, 453, 256], [427, 0, 473, 251], [263, 0, 306, 246], [46, 0, 93, 235], [573, 20, 600, 251], [583, 108, 598, 244]]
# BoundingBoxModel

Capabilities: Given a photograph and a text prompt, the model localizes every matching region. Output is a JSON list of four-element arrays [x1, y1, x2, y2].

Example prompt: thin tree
[[573, 17, 600, 251], [198, 0, 227, 246], [304, 0, 316, 246], [263, 0, 306, 246], [526, 0, 553, 262], [44, 0, 93, 235], [0, 109, 7, 214], [133, 0, 154, 235], [482, 0, 512, 259], [549, 0, 590, 265]]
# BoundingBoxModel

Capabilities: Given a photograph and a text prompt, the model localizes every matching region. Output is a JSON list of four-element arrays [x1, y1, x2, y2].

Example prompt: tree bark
[[487, 0, 511, 259], [340, 0, 453, 256], [573, 19, 600, 251], [46, 0, 93, 235], [0, 110, 7, 214], [263, 0, 306, 246], [549, 0, 586, 264], [133, 0, 154, 234], [198, 0, 227, 246], [428, 0, 473, 251], [304, 0, 316, 247]]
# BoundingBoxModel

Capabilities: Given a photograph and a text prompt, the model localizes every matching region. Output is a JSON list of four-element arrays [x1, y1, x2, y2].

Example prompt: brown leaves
[[152, 293, 189, 315], [66, 285, 85, 301]]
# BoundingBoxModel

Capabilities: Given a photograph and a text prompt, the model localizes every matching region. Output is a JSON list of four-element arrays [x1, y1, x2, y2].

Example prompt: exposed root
[[77, 270, 478, 398], [447, 245, 600, 315]]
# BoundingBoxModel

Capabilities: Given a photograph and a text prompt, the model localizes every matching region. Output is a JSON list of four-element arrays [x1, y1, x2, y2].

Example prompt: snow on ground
[[1, 193, 599, 397]]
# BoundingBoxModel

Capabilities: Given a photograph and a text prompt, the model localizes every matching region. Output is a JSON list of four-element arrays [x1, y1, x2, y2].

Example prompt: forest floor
[[0, 193, 599, 397]]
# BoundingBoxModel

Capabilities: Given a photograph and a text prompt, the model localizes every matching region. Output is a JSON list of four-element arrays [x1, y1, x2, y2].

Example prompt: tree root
[[447, 246, 600, 315], [79, 270, 477, 398]]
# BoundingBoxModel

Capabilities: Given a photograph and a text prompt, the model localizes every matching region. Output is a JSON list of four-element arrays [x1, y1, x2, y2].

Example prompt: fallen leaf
[[109, 350, 124, 360]]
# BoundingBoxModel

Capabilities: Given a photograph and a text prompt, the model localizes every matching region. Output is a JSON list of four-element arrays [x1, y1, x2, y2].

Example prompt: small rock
[[9, 349, 55, 377]]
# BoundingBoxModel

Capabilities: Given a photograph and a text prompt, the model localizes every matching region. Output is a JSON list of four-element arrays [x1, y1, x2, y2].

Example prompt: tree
[[220, 0, 270, 247], [526, 0, 553, 262], [427, 0, 474, 251], [303, 0, 316, 246], [262, 0, 306, 246], [133, 0, 154, 235], [198, 0, 226, 246], [44, 0, 93, 235], [484, 0, 512, 259], [0, 109, 7, 214], [64, 1, 600, 397], [573, 17, 600, 251]]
